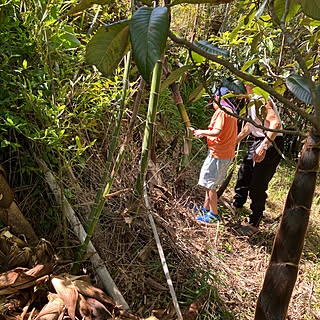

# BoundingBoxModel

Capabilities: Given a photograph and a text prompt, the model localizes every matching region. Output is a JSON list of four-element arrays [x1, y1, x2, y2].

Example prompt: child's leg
[[204, 188, 218, 214]]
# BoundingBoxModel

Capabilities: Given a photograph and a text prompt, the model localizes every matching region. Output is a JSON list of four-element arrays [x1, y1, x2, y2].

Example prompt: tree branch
[[270, 1, 320, 122], [168, 30, 318, 128]]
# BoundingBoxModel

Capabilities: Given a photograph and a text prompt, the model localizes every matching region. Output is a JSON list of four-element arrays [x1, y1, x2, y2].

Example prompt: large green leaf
[[129, 7, 169, 83], [192, 40, 229, 58], [160, 65, 196, 93], [286, 74, 320, 104], [221, 77, 247, 94], [187, 84, 205, 104], [61, 0, 112, 18], [300, 0, 320, 20], [170, 0, 233, 6], [86, 20, 130, 77], [273, 0, 300, 21]]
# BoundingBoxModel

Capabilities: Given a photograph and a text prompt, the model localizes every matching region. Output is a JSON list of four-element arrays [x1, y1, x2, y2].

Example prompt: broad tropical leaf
[[300, 0, 320, 20], [221, 77, 247, 94], [274, 78, 286, 95], [285, 74, 319, 104], [86, 20, 130, 77], [193, 40, 229, 58], [187, 84, 205, 104], [160, 65, 196, 93], [240, 58, 260, 73], [191, 51, 205, 64], [61, 0, 112, 18], [253, 87, 269, 103], [170, 0, 233, 6], [273, 0, 300, 21], [129, 7, 169, 83]]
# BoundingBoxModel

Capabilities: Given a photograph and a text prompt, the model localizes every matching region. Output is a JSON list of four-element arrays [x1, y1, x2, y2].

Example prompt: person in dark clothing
[[233, 83, 284, 236]]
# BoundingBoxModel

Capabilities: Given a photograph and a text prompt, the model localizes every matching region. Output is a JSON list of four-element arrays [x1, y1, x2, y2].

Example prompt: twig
[[104, 188, 133, 198]]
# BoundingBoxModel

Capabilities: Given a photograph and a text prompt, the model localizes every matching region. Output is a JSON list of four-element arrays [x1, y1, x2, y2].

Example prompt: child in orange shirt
[[192, 87, 237, 223]]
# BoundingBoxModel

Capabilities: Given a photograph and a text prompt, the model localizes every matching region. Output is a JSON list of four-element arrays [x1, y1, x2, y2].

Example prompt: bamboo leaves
[[86, 20, 130, 78], [160, 65, 196, 93]]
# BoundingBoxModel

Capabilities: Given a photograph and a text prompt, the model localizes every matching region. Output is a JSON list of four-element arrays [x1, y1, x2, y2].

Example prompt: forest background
[[1, 0, 320, 319]]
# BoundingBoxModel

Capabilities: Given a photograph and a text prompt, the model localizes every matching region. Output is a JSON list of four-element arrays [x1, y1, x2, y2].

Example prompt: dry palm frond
[[0, 264, 51, 294], [73, 278, 115, 307]]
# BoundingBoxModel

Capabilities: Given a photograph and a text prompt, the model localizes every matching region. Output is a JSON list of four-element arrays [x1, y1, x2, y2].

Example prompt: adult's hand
[[253, 145, 267, 163]]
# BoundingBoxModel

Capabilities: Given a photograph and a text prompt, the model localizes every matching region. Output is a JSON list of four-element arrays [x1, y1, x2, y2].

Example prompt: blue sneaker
[[189, 204, 210, 214], [196, 212, 220, 224]]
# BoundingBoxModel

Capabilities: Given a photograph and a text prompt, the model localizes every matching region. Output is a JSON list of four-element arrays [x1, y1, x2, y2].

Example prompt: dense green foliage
[[1, 0, 320, 319]]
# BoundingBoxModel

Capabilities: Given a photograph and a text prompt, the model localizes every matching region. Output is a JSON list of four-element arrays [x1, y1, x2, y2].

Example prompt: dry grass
[[9, 142, 320, 319], [83, 153, 320, 319]]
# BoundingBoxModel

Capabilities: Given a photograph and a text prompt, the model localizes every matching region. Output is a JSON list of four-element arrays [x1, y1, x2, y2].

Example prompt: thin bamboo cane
[[85, 51, 131, 232], [162, 60, 192, 170], [76, 52, 132, 265], [132, 60, 163, 201], [34, 155, 129, 310]]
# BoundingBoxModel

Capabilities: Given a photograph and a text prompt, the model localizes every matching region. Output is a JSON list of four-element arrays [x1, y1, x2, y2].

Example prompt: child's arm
[[193, 128, 221, 138]]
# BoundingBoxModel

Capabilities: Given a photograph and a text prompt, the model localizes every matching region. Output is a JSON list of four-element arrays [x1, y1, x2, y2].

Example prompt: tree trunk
[[255, 127, 320, 320]]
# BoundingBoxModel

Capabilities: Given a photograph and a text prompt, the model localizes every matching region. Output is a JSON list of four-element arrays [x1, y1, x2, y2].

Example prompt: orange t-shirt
[[207, 107, 237, 159]]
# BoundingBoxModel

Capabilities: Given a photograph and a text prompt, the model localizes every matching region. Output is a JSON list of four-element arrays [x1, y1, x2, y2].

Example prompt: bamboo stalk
[[255, 128, 320, 319], [77, 52, 132, 265], [133, 60, 163, 201], [162, 60, 192, 170], [85, 51, 131, 232]]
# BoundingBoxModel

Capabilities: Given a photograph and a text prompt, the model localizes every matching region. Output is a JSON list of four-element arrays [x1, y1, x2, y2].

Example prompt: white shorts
[[198, 151, 233, 190]]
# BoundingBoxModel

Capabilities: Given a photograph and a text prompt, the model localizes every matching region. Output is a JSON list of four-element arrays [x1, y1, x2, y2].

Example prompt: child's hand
[[193, 129, 203, 138]]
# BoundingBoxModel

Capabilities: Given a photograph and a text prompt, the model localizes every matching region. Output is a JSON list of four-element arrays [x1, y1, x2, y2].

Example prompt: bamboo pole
[[133, 60, 163, 201], [76, 52, 132, 265], [255, 128, 320, 319], [85, 51, 132, 232], [143, 182, 183, 320]]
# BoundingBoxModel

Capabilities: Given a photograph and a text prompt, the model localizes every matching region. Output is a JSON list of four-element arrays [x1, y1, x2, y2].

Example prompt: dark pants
[[233, 136, 284, 227]]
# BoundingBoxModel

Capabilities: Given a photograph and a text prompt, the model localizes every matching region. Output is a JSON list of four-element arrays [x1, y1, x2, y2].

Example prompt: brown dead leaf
[[145, 277, 168, 292], [86, 297, 112, 320], [36, 292, 65, 320], [182, 295, 206, 320], [77, 293, 92, 320], [73, 279, 114, 307], [34, 238, 56, 265], [0, 267, 33, 290], [51, 276, 78, 320], [8, 245, 32, 268]]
